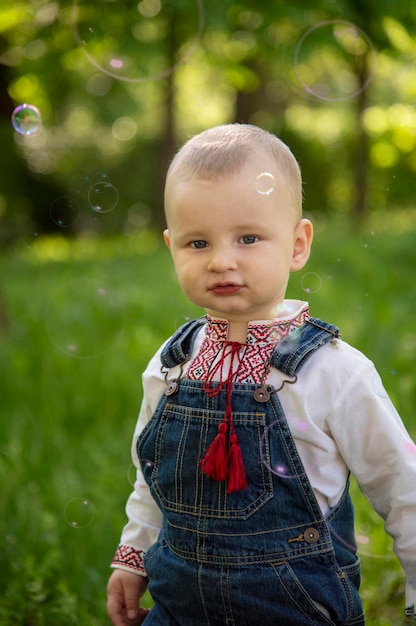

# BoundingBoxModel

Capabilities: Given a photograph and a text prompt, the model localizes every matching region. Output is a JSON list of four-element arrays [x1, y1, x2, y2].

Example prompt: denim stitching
[[197, 563, 210, 625], [272, 562, 335, 624]]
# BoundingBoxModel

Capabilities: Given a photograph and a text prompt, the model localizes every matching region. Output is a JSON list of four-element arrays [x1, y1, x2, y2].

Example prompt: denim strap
[[269, 317, 340, 376], [161, 317, 207, 368]]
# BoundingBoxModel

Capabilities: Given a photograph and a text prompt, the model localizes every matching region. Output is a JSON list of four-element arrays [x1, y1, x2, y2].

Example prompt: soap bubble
[[88, 181, 119, 213], [127, 464, 137, 486], [326, 257, 347, 282], [138, 458, 155, 474], [45, 278, 124, 358], [77, 25, 96, 44], [64, 497, 95, 528], [73, 0, 204, 83], [260, 418, 317, 480], [360, 230, 378, 249], [301, 272, 322, 294], [142, 459, 154, 470], [268, 326, 303, 358], [294, 21, 376, 101], [129, 462, 155, 488], [329, 520, 395, 560], [255, 172, 276, 195], [174, 315, 191, 330], [73, 171, 110, 200], [15, 232, 40, 253], [11, 104, 42, 135], [50, 196, 81, 227]]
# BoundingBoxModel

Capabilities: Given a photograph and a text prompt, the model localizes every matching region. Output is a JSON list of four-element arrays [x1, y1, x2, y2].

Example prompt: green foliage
[[1, 1, 416, 242], [0, 216, 414, 623]]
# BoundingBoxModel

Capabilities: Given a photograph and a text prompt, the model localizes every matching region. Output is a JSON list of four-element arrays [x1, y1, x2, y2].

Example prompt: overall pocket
[[272, 559, 356, 625], [137, 402, 273, 519]]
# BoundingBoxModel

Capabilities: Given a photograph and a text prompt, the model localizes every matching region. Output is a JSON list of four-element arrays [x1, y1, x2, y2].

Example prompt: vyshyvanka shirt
[[112, 300, 416, 612], [186, 302, 309, 385]]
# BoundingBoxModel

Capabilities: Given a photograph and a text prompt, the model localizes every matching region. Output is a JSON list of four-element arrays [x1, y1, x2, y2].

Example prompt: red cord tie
[[200, 342, 248, 493]]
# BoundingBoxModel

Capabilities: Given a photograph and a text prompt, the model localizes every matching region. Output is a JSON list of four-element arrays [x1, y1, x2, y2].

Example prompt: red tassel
[[200, 340, 248, 491], [227, 431, 248, 493], [200, 421, 228, 481]]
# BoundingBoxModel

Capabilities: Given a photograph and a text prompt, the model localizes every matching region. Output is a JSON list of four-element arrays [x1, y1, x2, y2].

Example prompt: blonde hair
[[166, 123, 303, 214]]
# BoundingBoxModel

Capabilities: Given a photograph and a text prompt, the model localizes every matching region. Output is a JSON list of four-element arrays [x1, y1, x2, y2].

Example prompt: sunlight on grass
[[16, 228, 160, 264]]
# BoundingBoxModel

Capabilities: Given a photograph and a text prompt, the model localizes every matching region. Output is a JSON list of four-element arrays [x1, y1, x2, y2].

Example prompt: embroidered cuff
[[111, 544, 147, 576], [405, 578, 416, 623]]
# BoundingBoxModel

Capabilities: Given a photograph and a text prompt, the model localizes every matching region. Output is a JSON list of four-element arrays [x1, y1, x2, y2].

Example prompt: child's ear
[[290, 219, 313, 272], [163, 229, 171, 249]]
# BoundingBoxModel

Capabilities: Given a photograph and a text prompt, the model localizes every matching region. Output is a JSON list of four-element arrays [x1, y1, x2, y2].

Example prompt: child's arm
[[107, 569, 150, 626], [107, 343, 170, 623], [326, 357, 416, 619], [291, 339, 416, 619]]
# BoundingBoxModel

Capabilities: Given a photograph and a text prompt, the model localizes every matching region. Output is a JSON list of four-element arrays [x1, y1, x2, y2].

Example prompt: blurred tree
[[199, 0, 416, 222], [0, 0, 415, 244]]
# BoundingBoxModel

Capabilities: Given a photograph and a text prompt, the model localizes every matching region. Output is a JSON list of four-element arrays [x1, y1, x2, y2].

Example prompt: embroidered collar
[[187, 302, 310, 385]]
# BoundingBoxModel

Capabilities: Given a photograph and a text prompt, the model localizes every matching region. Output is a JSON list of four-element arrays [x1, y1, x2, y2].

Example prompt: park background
[[0, 0, 415, 624]]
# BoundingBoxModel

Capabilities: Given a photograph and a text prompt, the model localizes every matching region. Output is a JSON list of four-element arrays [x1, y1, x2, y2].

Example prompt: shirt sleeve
[[323, 349, 416, 612], [110, 344, 169, 576], [110, 327, 206, 576]]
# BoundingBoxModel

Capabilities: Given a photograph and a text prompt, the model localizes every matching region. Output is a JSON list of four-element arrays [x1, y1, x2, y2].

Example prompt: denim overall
[[138, 318, 364, 625]]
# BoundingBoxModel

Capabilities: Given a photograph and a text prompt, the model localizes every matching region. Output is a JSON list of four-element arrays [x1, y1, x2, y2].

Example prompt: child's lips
[[210, 283, 243, 296]]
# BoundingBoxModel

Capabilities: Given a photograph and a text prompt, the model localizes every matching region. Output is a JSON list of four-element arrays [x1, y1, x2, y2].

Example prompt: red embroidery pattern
[[112, 544, 146, 574], [187, 305, 309, 384]]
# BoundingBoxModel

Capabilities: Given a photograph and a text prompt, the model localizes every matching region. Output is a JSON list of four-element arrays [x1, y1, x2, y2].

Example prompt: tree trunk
[[153, 14, 177, 230], [352, 63, 370, 222]]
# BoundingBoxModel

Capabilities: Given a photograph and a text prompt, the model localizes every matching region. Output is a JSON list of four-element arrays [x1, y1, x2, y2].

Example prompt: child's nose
[[207, 246, 238, 272]]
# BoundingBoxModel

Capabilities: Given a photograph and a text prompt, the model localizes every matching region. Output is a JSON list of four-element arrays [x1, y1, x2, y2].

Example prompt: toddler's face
[[163, 158, 312, 326]]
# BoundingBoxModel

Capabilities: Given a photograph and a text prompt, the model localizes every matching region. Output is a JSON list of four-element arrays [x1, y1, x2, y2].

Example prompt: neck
[[206, 302, 296, 343], [226, 321, 249, 343]]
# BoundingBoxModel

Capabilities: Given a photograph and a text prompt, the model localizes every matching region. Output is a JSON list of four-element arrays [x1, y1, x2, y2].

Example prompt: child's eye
[[191, 240, 208, 249], [240, 235, 258, 244]]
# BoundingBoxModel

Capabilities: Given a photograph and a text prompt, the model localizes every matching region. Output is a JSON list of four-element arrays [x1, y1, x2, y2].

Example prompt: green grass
[[0, 218, 415, 624]]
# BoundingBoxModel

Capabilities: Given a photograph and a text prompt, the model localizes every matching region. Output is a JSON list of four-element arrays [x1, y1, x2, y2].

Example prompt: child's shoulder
[[300, 335, 376, 387], [142, 317, 206, 380]]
